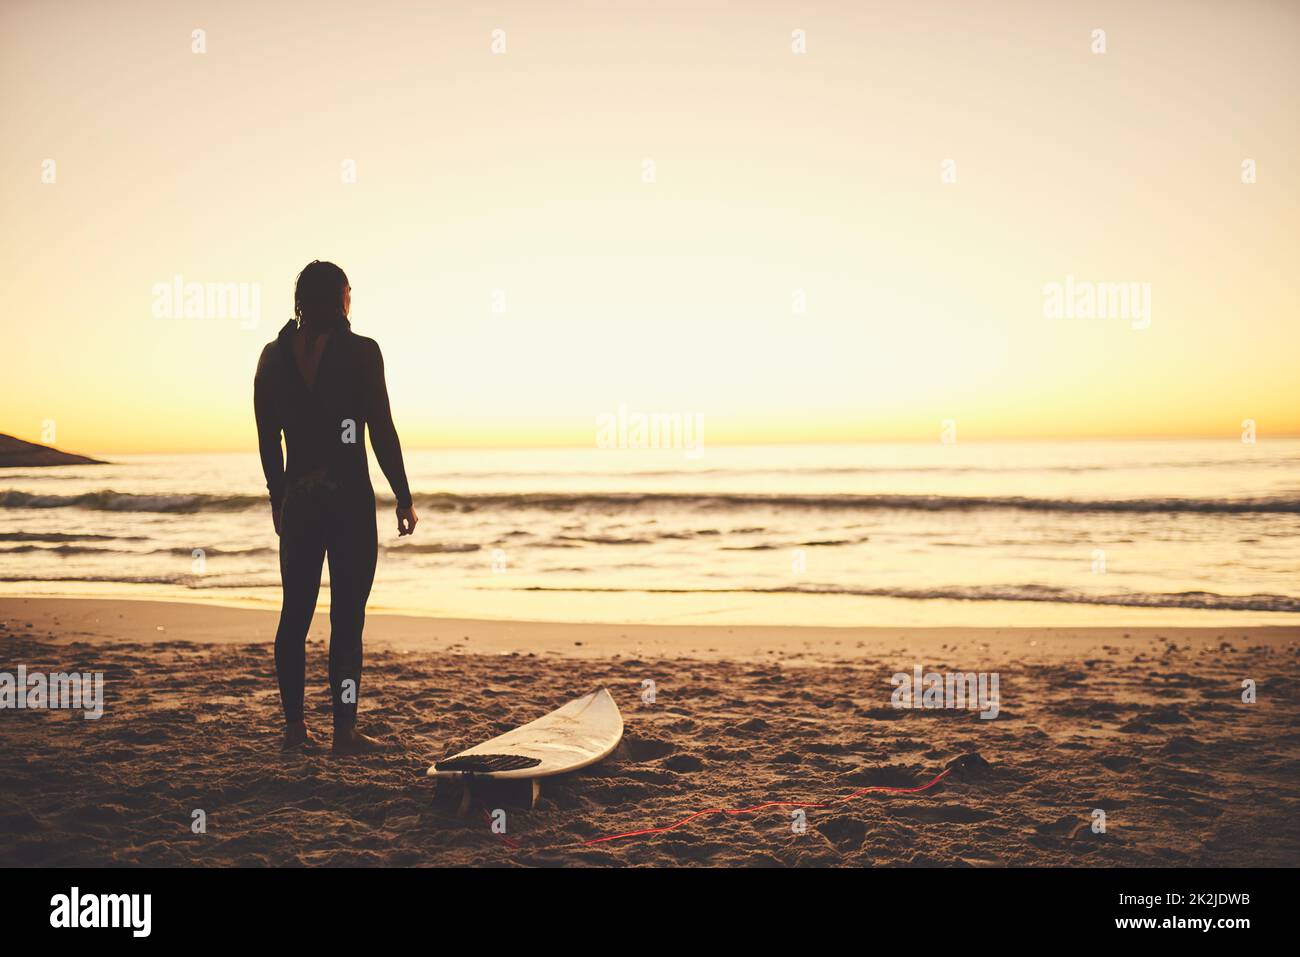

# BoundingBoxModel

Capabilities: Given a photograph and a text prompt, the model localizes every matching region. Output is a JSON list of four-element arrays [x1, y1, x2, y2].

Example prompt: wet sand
[[2, 597, 1298, 866]]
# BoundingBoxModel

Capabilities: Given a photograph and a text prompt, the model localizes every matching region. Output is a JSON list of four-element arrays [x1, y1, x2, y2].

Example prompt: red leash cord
[[482, 766, 953, 850], [582, 767, 952, 846]]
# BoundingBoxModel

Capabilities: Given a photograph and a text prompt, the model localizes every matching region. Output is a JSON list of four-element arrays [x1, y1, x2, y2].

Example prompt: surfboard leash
[[579, 767, 953, 847], [483, 766, 953, 851]]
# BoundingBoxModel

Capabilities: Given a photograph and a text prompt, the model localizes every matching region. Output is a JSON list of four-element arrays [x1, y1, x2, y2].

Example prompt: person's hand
[[396, 505, 418, 537], [272, 505, 282, 537]]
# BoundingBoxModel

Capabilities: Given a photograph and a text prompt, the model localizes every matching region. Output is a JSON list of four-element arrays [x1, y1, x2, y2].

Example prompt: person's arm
[[253, 344, 286, 528], [361, 339, 415, 529]]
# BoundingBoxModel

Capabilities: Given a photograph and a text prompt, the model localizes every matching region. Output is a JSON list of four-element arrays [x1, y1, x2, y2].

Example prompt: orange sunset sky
[[2, 0, 1298, 454]]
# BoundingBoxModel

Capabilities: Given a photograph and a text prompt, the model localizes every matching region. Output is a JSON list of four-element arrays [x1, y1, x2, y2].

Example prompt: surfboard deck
[[426, 688, 623, 783]]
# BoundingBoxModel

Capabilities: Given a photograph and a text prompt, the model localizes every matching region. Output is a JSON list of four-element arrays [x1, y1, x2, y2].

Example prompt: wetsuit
[[254, 317, 412, 731]]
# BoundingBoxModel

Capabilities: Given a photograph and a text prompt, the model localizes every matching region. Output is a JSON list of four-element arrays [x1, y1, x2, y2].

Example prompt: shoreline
[[4, 595, 1297, 663], [2, 580, 1298, 631]]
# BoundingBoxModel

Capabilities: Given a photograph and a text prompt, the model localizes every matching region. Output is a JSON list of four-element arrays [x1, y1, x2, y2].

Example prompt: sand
[[1, 596, 1298, 867]]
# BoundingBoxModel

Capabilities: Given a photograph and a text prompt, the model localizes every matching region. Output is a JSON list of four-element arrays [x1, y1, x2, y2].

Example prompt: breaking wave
[[503, 583, 1300, 613], [4, 488, 1299, 515]]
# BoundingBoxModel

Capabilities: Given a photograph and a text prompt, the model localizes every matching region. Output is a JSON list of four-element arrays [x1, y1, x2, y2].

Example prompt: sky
[[2, 0, 1298, 454]]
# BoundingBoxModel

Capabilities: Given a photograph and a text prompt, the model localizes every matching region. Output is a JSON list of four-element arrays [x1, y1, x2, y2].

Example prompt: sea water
[[1, 439, 1297, 627]]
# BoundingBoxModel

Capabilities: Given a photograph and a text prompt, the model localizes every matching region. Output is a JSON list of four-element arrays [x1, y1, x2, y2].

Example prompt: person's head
[[293, 260, 350, 329]]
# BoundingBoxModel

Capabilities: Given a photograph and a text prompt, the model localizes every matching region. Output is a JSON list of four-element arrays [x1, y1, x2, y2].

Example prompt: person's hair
[[293, 260, 349, 328]]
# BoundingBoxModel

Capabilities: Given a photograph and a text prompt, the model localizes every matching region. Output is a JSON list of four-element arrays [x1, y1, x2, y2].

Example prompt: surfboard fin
[[436, 753, 542, 773]]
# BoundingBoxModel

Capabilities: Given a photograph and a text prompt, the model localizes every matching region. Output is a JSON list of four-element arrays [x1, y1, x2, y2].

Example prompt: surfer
[[254, 260, 418, 754]]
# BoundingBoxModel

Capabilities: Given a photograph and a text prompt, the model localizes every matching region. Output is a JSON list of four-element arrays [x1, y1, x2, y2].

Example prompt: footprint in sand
[[889, 805, 995, 824], [620, 737, 674, 762], [1099, 754, 1140, 771], [663, 754, 704, 773]]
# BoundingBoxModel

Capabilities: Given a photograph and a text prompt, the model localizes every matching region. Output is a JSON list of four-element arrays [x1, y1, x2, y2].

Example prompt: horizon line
[[21, 432, 1300, 458]]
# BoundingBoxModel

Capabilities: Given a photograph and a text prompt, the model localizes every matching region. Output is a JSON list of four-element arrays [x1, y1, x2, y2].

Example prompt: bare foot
[[282, 721, 315, 752], [332, 727, 390, 756]]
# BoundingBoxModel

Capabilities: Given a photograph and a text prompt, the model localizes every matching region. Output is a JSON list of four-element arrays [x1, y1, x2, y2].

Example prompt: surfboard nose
[[425, 687, 623, 780]]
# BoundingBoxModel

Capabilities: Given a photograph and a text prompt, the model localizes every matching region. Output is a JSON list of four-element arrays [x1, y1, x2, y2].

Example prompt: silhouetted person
[[254, 261, 417, 754]]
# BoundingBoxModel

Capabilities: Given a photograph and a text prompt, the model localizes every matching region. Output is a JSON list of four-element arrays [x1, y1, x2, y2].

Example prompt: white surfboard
[[427, 688, 623, 784]]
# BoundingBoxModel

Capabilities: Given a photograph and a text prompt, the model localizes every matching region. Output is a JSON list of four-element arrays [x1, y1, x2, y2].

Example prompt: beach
[[3, 595, 1297, 867]]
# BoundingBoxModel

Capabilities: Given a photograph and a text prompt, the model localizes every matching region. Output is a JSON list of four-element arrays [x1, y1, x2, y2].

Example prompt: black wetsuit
[[254, 317, 412, 730]]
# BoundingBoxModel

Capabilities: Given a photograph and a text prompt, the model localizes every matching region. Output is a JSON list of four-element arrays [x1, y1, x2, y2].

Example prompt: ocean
[[1, 439, 1297, 627]]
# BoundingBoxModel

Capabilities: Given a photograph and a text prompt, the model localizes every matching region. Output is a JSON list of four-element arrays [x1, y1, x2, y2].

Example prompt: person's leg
[[325, 495, 379, 751], [274, 519, 326, 747]]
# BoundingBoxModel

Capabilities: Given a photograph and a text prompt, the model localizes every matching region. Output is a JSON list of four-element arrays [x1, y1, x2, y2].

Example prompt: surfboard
[[427, 688, 623, 795]]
